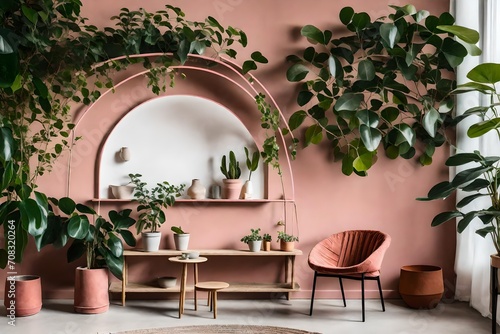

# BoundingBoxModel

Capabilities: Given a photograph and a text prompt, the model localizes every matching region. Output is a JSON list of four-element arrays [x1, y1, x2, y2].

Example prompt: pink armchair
[[308, 230, 391, 321]]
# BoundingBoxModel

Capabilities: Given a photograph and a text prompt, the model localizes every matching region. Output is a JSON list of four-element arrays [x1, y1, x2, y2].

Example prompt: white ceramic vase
[[187, 179, 206, 199], [173, 233, 190, 251], [240, 180, 253, 199]]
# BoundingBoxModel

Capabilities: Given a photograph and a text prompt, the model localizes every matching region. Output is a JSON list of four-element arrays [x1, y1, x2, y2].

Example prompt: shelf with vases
[[90, 198, 295, 203]]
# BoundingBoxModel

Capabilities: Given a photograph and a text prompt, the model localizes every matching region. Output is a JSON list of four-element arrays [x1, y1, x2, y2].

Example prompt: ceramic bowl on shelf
[[157, 276, 177, 288], [181, 251, 200, 259], [109, 185, 135, 199]]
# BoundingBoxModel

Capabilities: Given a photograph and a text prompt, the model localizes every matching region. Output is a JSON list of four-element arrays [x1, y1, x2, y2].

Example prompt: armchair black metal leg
[[309, 271, 318, 316], [492, 265, 498, 334], [361, 273, 365, 322], [376, 276, 385, 312], [339, 277, 346, 307]]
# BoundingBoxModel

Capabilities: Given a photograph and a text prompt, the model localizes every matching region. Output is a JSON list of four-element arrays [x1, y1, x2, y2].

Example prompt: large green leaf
[[107, 232, 123, 258], [445, 152, 482, 166], [451, 166, 492, 187], [356, 109, 379, 127], [457, 193, 488, 208], [0, 160, 14, 191], [452, 82, 494, 94], [104, 250, 123, 280], [394, 124, 415, 146], [75, 203, 96, 215], [67, 215, 90, 239], [351, 12, 370, 31], [67, 239, 86, 263], [301, 25, 324, 45], [19, 198, 46, 237], [58, 197, 76, 215], [476, 226, 496, 238], [304, 124, 323, 146], [442, 37, 468, 67], [0, 127, 14, 163], [420, 181, 455, 200], [251, 51, 268, 63], [289, 110, 307, 131], [467, 118, 500, 138], [339, 7, 354, 25], [423, 107, 440, 137], [467, 63, 500, 84], [334, 93, 363, 111], [359, 124, 381, 151], [431, 211, 462, 226], [353, 152, 374, 171], [380, 23, 400, 48], [437, 25, 480, 44], [457, 212, 477, 233], [110, 210, 135, 229], [462, 179, 490, 192], [119, 229, 136, 247], [287, 63, 309, 82], [358, 59, 375, 81]]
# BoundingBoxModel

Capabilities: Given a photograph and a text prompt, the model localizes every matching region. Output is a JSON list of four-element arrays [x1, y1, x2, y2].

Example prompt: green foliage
[[419, 63, 500, 254], [220, 150, 241, 179], [129, 173, 185, 234], [171, 225, 187, 234], [244, 147, 260, 181], [277, 231, 298, 242], [41, 197, 136, 279], [240, 228, 263, 243], [263, 233, 272, 242], [285, 4, 479, 176]]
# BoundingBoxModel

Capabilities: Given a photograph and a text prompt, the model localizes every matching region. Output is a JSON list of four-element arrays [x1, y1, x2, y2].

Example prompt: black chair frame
[[309, 271, 385, 322]]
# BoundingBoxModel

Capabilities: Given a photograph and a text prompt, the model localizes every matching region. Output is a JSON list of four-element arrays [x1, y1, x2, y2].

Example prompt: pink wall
[[1, 0, 456, 301]]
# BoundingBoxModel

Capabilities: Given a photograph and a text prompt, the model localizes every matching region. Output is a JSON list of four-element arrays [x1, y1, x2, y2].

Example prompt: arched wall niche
[[98, 94, 265, 199]]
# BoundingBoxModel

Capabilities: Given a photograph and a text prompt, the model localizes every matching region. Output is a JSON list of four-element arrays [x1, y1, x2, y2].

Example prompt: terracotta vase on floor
[[399, 265, 444, 309], [4, 275, 42, 316], [74, 267, 109, 314]]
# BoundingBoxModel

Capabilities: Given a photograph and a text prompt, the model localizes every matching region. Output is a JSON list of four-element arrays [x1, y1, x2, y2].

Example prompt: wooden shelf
[[123, 249, 303, 257], [91, 198, 294, 203], [109, 281, 300, 294]]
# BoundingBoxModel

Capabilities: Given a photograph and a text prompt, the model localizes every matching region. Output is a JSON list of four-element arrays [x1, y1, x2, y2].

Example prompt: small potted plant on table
[[241, 228, 263, 252], [129, 173, 185, 252], [277, 231, 298, 252], [220, 150, 242, 199]]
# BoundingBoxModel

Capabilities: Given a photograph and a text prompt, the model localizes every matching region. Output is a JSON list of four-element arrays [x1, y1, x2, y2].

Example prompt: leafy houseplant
[[277, 231, 298, 252], [171, 225, 190, 251], [129, 173, 185, 251], [285, 4, 479, 176], [241, 228, 263, 252], [41, 197, 136, 313], [418, 63, 500, 254], [220, 150, 243, 199]]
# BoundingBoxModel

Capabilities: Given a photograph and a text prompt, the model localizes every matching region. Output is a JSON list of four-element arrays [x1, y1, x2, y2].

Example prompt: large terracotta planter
[[222, 179, 242, 199], [74, 267, 109, 314], [280, 241, 295, 252], [399, 265, 444, 309], [4, 275, 42, 317]]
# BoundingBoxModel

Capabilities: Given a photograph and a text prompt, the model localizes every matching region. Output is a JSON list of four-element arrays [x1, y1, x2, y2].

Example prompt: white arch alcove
[[98, 95, 264, 199]]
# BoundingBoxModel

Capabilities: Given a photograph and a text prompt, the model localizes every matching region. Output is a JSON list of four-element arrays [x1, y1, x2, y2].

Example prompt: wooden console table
[[110, 249, 302, 306]]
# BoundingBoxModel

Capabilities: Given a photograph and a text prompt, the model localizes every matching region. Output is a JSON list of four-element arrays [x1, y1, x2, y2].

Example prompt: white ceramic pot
[[248, 240, 262, 252], [142, 232, 161, 252], [173, 233, 190, 251]]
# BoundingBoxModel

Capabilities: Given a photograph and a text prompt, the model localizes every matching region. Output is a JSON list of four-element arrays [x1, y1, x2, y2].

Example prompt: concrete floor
[[0, 298, 498, 334]]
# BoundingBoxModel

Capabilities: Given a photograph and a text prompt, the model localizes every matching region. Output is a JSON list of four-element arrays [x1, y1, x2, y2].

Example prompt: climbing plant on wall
[[0, 0, 267, 268], [285, 4, 480, 176]]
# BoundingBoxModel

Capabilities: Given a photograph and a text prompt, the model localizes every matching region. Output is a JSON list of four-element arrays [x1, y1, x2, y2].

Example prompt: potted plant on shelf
[[171, 226, 190, 251], [418, 63, 500, 255], [41, 197, 137, 314], [277, 231, 298, 252], [129, 173, 185, 252], [263, 233, 272, 251], [220, 150, 242, 199], [241, 228, 263, 252], [241, 147, 260, 199]]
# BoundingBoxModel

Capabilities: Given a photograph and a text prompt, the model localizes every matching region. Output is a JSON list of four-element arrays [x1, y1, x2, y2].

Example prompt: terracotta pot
[[222, 179, 242, 199], [263, 240, 271, 251], [399, 265, 444, 309], [4, 275, 42, 317], [74, 267, 109, 314], [280, 240, 295, 252]]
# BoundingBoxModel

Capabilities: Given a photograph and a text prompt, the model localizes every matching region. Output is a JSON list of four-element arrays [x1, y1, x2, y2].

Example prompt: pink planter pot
[[399, 265, 444, 309], [222, 179, 242, 199], [74, 267, 109, 314], [4, 275, 42, 317]]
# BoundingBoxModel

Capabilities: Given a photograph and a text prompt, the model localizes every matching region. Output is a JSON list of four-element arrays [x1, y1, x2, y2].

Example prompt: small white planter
[[248, 240, 262, 252], [142, 232, 161, 252], [173, 233, 190, 251]]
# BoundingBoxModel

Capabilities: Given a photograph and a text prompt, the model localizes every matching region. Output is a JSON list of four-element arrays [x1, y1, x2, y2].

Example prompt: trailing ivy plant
[[0, 0, 266, 268], [285, 4, 480, 176]]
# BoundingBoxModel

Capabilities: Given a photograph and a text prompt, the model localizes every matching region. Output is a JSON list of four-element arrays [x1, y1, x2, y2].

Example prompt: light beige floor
[[0, 298, 498, 334]]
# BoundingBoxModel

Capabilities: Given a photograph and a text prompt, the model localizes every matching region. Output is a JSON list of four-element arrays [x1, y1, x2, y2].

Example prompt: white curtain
[[452, 0, 500, 321]]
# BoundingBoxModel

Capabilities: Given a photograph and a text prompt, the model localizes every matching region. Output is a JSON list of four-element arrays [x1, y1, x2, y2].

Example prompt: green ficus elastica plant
[[285, 4, 480, 176]]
